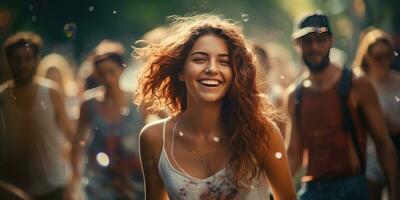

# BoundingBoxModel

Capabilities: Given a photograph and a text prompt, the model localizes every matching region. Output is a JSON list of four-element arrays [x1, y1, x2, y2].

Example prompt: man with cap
[[284, 11, 399, 199]]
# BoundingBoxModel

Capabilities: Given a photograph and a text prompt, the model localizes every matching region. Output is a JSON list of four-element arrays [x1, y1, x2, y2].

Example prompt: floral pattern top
[[156, 118, 270, 200]]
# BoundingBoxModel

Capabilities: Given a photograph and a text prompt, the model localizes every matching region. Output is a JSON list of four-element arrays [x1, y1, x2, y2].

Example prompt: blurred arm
[[356, 77, 399, 200], [284, 88, 304, 177], [264, 123, 297, 200]]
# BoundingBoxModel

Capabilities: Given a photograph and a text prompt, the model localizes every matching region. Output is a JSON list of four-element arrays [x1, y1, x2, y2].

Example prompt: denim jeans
[[298, 175, 369, 200]]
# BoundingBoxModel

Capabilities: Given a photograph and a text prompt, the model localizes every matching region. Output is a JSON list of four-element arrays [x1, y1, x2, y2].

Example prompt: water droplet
[[29, 4, 34, 11], [178, 131, 184, 137], [280, 75, 285, 80], [88, 6, 95, 12], [395, 96, 400, 102], [31, 15, 37, 22], [274, 152, 283, 159], [394, 51, 399, 57], [96, 152, 110, 167], [41, 101, 47, 110], [112, 10, 117, 14], [134, 40, 148, 48], [212, 136, 220, 143], [120, 106, 130, 116], [241, 13, 249, 22], [63, 22, 77, 39]]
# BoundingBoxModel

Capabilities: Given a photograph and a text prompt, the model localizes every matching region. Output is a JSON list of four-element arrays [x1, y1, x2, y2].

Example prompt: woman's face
[[367, 41, 393, 70], [95, 58, 123, 86], [180, 34, 233, 103]]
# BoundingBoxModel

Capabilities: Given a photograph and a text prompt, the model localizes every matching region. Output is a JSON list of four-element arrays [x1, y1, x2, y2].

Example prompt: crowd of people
[[0, 10, 399, 200]]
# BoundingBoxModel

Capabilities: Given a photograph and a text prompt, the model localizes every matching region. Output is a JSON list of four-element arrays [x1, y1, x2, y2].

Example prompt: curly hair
[[353, 28, 394, 73], [134, 14, 281, 187]]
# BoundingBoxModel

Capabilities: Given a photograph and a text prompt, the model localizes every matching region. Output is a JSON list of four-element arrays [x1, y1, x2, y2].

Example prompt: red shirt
[[299, 81, 366, 181]]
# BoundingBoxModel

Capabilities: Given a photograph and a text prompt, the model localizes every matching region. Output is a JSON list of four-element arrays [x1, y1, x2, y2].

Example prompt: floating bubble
[[63, 22, 77, 39], [122, 63, 127, 68], [88, 6, 95, 12], [41, 101, 47, 110], [134, 40, 148, 48], [274, 152, 283, 159], [31, 15, 37, 22], [112, 10, 117, 14], [394, 51, 399, 57], [96, 152, 110, 167], [120, 106, 130, 116], [241, 13, 249, 22], [395, 96, 400, 102], [29, 4, 34, 11], [280, 75, 285, 80], [79, 140, 86, 146]]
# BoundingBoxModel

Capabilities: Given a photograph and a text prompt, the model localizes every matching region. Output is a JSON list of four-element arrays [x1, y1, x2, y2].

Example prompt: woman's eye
[[193, 58, 206, 63], [220, 60, 230, 66]]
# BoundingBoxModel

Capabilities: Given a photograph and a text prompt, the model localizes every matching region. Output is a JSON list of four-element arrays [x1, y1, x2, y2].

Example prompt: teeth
[[199, 80, 220, 86]]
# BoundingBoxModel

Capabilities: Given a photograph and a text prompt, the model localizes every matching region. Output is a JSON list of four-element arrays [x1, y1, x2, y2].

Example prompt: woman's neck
[[181, 100, 224, 139], [104, 84, 125, 102], [369, 65, 390, 81]]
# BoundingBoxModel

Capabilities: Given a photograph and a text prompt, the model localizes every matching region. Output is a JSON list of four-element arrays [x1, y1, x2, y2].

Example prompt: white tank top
[[1, 81, 67, 195], [157, 118, 270, 200]]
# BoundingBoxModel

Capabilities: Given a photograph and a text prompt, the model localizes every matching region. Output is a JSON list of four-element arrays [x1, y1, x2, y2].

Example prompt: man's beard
[[302, 51, 330, 73]]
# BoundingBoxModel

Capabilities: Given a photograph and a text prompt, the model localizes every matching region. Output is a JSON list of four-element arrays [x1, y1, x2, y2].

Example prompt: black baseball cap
[[292, 11, 332, 39]]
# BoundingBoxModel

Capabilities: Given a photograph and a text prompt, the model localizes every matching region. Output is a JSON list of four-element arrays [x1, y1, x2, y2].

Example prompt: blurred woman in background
[[353, 28, 400, 200]]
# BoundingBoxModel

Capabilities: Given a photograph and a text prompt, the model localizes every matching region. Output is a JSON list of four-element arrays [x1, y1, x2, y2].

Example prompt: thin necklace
[[170, 117, 221, 176]]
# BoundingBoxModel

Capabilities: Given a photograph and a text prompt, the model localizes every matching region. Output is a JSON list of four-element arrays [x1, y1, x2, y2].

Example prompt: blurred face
[[95, 58, 123, 87], [367, 41, 393, 70], [298, 32, 332, 66], [7, 46, 39, 85], [180, 34, 233, 103]]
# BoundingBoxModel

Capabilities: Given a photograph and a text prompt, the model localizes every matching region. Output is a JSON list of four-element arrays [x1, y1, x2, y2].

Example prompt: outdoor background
[[1, 0, 399, 83]]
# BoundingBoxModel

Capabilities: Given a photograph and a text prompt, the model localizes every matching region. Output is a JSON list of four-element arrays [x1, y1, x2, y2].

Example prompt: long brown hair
[[353, 28, 394, 73], [134, 14, 280, 187]]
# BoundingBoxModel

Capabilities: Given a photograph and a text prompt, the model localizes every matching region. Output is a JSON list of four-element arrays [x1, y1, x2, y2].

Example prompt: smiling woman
[[134, 14, 296, 200]]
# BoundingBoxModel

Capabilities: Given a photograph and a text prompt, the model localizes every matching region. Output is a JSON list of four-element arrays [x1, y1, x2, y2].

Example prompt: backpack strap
[[337, 67, 365, 172]]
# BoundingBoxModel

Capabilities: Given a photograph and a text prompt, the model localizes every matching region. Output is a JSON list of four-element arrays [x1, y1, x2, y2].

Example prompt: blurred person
[[0, 32, 73, 199], [265, 42, 302, 90], [285, 11, 399, 200], [71, 49, 146, 200], [251, 42, 287, 139], [353, 28, 400, 200], [37, 53, 80, 122], [136, 14, 296, 200], [78, 40, 126, 91], [132, 26, 171, 123]]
